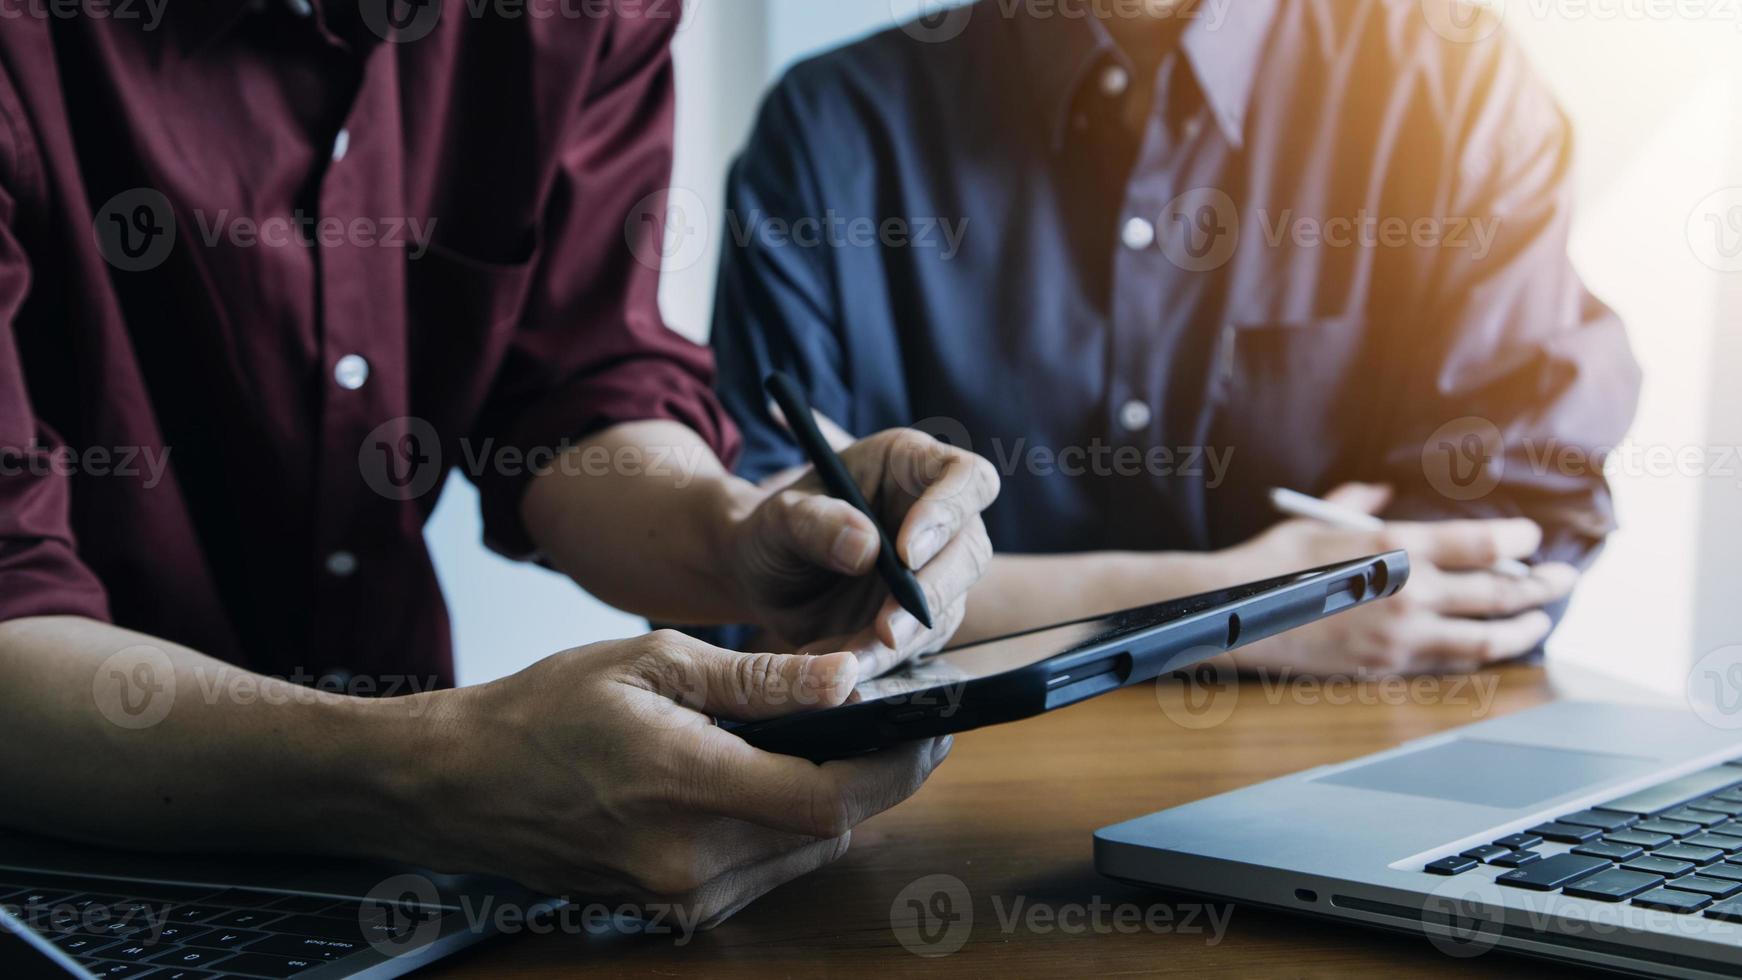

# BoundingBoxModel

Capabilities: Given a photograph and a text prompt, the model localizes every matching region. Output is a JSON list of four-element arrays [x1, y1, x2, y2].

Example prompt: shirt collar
[[1012, 0, 1278, 151]]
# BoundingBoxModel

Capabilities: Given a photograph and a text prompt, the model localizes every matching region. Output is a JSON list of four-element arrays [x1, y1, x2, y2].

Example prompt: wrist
[[335, 687, 471, 868]]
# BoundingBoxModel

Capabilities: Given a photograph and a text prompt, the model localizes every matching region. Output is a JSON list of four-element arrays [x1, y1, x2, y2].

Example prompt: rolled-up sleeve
[[468, 10, 738, 559], [0, 176, 111, 624], [1379, 34, 1641, 571]]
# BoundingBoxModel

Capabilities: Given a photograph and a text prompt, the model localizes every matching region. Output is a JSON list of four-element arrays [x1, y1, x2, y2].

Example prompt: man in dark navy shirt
[[713, 0, 1640, 675]]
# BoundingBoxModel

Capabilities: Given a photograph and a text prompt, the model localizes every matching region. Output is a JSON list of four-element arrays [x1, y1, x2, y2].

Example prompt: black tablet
[[730, 552, 1410, 762]]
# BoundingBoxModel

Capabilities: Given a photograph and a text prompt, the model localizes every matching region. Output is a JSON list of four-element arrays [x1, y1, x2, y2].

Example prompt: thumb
[[1322, 482, 1393, 517], [690, 645, 860, 722]]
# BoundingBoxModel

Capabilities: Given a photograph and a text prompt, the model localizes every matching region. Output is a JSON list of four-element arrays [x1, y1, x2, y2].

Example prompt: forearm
[[956, 550, 1246, 645], [521, 420, 761, 624], [0, 616, 440, 859]]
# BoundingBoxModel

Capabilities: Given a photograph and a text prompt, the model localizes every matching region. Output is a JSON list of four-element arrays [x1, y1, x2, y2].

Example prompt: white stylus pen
[[1268, 487, 1532, 580]]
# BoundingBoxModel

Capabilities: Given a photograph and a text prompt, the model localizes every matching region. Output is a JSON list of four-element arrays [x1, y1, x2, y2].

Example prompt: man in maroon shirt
[[0, 5, 998, 922]]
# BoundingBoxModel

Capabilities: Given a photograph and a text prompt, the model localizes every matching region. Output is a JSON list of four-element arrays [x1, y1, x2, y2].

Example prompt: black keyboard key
[[1421, 856, 1477, 877], [202, 889, 282, 908], [1634, 887, 1715, 913], [1624, 855, 1696, 878], [1526, 822, 1601, 844], [1556, 809, 1636, 832], [1604, 769, 1742, 815], [1562, 868, 1662, 901], [1491, 850, 1544, 868], [1656, 843, 1724, 866], [100, 941, 158, 961], [1635, 818, 1701, 838], [1573, 841, 1644, 862], [1605, 829, 1674, 849], [166, 905, 227, 924], [1460, 845, 1512, 864], [207, 909, 285, 930], [264, 895, 338, 915], [217, 952, 322, 977], [270, 913, 410, 944], [1667, 875, 1742, 899], [184, 928, 266, 949], [1497, 853, 1610, 891], [243, 933, 363, 959], [145, 946, 234, 969], [147, 925, 211, 947], [1704, 863, 1742, 882], [82, 962, 157, 978], [152, 971, 216, 980], [7, 889, 74, 908], [1494, 833, 1543, 850], [1685, 833, 1742, 854], [1687, 798, 1742, 817], [1664, 808, 1728, 828], [50, 933, 116, 956], [1705, 897, 1742, 922]]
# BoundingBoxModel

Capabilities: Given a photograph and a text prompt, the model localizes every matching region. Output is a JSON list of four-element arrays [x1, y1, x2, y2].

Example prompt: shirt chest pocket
[[405, 239, 538, 426], [1209, 315, 1372, 486]]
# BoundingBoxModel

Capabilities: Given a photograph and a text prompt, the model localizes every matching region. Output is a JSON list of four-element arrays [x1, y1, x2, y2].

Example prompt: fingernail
[[831, 526, 878, 572], [931, 735, 955, 766], [908, 524, 948, 568]]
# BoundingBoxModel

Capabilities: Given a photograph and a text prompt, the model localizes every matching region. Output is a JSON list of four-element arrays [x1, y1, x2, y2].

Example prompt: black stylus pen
[[764, 372, 934, 630]]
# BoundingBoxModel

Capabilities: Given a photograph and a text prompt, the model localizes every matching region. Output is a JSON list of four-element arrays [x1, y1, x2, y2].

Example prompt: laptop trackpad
[[1313, 738, 1655, 809]]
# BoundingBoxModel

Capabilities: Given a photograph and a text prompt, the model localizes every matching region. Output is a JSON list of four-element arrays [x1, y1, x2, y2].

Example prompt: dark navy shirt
[[712, 0, 1638, 565]]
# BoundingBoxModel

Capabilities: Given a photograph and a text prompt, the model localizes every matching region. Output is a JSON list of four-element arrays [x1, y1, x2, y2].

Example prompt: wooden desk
[[433, 665, 1587, 978]]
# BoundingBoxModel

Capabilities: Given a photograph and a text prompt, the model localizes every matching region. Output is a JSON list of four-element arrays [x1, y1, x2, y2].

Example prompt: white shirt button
[[1121, 217, 1156, 251], [325, 551, 358, 578], [1119, 400, 1153, 433], [286, 0, 311, 16], [1182, 117, 1205, 142], [333, 354, 370, 391], [1098, 65, 1130, 98], [331, 129, 351, 164]]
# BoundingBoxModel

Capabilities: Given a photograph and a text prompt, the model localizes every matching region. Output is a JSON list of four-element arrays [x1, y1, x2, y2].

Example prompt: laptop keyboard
[[1425, 762, 1742, 920], [0, 871, 447, 978]]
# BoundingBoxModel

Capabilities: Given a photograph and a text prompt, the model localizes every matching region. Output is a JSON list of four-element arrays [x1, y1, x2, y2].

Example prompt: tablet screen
[[854, 567, 1323, 701]]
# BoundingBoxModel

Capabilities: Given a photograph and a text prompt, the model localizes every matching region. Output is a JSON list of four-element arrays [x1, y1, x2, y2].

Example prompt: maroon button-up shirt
[[0, 3, 737, 687]]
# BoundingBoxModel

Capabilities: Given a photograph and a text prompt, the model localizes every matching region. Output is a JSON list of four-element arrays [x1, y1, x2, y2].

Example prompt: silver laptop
[[1096, 700, 1742, 977], [0, 831, 552, 978]]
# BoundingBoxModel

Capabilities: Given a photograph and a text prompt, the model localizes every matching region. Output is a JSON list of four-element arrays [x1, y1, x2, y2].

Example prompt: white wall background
[[432, 0, 1742, 691]]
